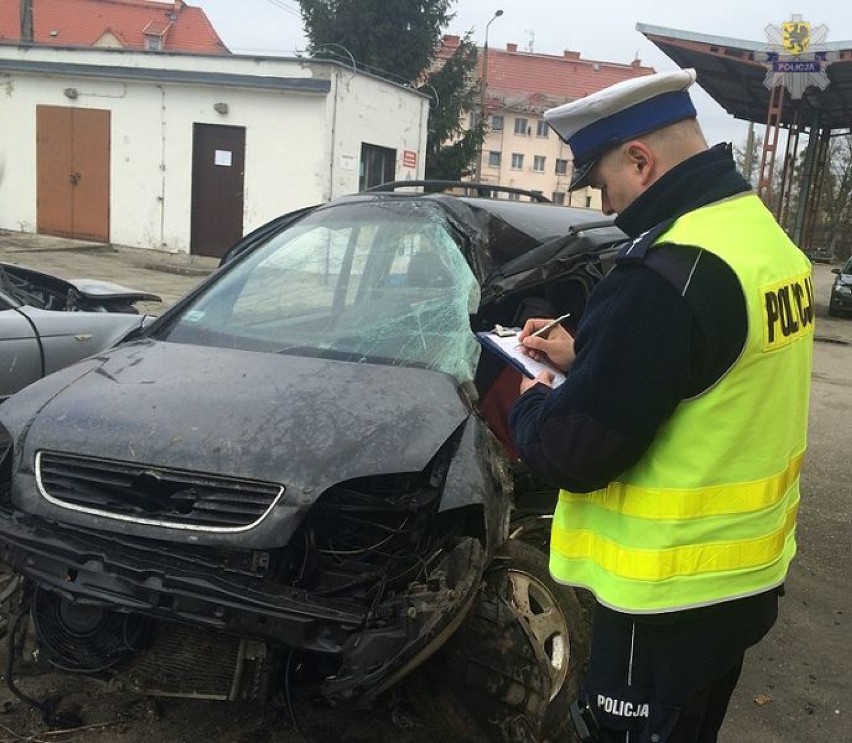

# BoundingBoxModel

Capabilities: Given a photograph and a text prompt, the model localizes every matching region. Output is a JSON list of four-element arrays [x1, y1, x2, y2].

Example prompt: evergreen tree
[[419, 34, 484, 180], [298, 1, 484, 182], [298, 0, 453, 83]]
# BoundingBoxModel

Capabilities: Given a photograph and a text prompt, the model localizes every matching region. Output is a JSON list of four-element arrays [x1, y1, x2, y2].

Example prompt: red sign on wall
[[402, 150, 417, 168]]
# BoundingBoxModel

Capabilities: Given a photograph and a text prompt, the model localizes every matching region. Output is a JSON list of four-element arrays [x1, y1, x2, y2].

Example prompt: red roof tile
[[439, 35, 655, 112], [0, 0, 228, 55]]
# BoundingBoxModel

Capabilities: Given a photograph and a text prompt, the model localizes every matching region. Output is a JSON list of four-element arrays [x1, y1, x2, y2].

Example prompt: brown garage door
[[190, 124, 246, 259], [36, 106, 110, 243]]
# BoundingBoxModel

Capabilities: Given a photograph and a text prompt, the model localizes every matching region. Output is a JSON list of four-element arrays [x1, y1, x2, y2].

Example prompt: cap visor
[[569, 159, 595, 191]]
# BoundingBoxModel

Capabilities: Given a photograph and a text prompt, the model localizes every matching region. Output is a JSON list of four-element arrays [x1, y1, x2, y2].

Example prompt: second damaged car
[[0, 184, 625, 741], [0, 262, 161, 401]]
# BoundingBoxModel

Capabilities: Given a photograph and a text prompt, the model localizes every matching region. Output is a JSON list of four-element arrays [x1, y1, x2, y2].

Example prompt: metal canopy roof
[[637, 23, 852, 131]]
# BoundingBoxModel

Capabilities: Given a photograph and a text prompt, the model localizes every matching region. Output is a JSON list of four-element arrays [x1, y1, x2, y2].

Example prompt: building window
[[514, 117, 529, 135], [555, 158, 569, 175], [359, 143, 397, 191], [536, 120, 549, 137], [145, 35, 162, 51], [492, 114, 504, 131], [511, 153, 524, 170], [488, 151, 502, 168], [470, 111, 482, 128], [508, 192, 521, 201], [533, 155, 546, 173], [552, 192, 566, 205], [585, 195, 593, 208]]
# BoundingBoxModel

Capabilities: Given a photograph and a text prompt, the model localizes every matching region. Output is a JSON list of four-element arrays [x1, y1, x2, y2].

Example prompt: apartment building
[[445, 37, 655, 208]]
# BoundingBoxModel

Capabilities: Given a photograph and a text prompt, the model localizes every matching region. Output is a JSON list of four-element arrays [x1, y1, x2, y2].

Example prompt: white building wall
[[0, 46, 428, 253], [0, 71, 38, 236], [325, 69, 429, 198]]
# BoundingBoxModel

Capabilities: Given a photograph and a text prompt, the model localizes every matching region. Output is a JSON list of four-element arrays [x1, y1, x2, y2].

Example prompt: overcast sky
[[191, 0, 850, 147]]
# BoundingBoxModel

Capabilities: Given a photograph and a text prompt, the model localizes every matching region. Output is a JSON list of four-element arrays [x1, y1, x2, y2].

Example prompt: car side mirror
[[831, 268, 841, 275]]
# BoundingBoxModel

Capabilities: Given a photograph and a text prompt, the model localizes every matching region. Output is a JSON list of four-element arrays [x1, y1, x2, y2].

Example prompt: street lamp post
[[474, 9, 503, 184]]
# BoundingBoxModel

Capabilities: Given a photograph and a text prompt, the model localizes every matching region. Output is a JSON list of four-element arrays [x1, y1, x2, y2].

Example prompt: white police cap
[[544, 68, 698, 190]]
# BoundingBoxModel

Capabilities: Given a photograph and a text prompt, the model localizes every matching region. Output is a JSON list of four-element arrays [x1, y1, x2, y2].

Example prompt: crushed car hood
[[14, 339, 469, 483], [3, 340, 470, 543]]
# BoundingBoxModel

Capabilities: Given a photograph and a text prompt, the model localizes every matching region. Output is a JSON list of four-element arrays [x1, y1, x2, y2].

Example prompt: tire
[[408, 540, 590, 742]]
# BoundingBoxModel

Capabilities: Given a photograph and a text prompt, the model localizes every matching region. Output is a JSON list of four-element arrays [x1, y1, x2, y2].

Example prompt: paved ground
[[0, 230, 849, 743], [0, 230, 216, 313]]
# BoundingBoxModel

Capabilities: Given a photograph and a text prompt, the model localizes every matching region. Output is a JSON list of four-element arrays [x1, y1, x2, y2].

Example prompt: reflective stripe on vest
[[550, 193, 813, 613]]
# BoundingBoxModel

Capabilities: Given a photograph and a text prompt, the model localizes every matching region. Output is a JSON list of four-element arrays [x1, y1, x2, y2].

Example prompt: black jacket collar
[[615, 143, 752, 239]]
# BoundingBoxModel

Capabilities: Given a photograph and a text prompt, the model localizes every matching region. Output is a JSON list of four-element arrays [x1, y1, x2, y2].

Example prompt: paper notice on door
[[214, 150, 233, 167]]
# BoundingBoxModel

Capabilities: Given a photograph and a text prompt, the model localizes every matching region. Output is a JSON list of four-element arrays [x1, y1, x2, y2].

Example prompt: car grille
[[35, 451, 284, 532]]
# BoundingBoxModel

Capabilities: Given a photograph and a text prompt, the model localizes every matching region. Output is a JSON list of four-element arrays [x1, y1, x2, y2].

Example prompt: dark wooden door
[[190, 124, 246, 258], [36, 106, 110, 242]]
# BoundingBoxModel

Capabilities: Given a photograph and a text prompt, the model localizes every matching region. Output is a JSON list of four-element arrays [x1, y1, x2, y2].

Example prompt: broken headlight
[[294, 471, 441, 597]]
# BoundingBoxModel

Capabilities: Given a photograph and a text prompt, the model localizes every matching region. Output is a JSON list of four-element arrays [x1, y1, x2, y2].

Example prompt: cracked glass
[[157, 201, 482, 382]]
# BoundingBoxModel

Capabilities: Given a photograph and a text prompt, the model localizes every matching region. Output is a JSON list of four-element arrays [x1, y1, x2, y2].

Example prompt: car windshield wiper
[[275, 344, 434, 370]]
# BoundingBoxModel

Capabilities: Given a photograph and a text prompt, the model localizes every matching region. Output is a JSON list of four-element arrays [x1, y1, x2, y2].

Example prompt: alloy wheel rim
[[506, 569, 570, 700]]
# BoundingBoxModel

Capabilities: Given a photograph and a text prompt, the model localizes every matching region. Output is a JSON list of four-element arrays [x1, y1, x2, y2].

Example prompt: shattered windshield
[[155, 201, 482, 382]]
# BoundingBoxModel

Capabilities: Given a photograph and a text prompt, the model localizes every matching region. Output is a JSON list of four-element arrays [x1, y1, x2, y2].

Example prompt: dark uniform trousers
[[580, 591, 778, 743]]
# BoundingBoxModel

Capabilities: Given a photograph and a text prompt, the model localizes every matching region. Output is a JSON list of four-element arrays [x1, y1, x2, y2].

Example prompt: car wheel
[[408, 540, 590, 742]]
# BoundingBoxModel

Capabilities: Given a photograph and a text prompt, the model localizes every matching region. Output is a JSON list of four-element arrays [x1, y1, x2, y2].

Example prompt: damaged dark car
[[0, 184, 625, 741]]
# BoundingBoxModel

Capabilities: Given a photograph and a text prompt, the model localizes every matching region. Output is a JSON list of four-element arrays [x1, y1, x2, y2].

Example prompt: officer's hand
[[518, 318, 575, 371], [519, 370, 554, 394]]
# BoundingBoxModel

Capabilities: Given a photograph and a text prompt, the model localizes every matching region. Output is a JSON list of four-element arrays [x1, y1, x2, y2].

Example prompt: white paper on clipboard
[[476, 330, 566, 387]]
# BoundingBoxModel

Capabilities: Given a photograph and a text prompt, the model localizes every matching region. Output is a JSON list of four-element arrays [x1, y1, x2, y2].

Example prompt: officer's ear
[[623, 140, 656, 188]]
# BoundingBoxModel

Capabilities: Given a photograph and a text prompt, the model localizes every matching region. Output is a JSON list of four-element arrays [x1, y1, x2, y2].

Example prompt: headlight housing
[[835, 285, 852, 296]]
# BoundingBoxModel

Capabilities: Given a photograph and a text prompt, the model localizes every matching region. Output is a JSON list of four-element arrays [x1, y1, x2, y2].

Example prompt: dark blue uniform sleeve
[[509, 264, 694, 492]]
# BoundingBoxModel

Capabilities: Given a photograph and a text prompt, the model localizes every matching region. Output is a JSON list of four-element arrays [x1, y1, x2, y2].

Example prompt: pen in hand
[[515, 312, 575, 370], [527, 312, 572, 340]]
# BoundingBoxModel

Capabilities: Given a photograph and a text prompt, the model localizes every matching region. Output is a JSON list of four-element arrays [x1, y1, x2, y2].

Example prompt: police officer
[[509, 68, 813, 742]]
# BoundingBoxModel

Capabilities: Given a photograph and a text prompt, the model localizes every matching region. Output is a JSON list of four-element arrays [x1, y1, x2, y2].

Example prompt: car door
[[0, 292, 44, 400]]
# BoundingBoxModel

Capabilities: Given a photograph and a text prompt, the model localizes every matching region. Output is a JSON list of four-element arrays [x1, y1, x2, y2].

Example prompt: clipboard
[[476, 328, 566, 387]]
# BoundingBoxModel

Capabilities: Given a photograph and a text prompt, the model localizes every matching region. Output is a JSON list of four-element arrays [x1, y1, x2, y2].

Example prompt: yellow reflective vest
[[550, 193, 814, 613]]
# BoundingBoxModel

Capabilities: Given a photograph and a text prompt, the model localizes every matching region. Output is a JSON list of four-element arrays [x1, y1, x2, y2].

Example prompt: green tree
[[420, 34, 484, 180], [298, 1, 484, 182], [298, 0, 453, 83]]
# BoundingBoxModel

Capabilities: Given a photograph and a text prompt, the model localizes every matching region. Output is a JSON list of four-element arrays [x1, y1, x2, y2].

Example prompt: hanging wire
[[264, 0, 302, 20], [309, 43, 357, 74], [284, 649, 308, 741], [5, 592, 83, 729]]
